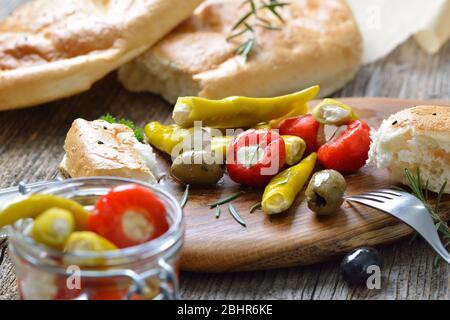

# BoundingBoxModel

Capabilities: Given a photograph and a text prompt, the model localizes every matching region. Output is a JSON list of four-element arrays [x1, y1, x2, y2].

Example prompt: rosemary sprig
[[209, 191, 243, 208], [231, 11, 255, 31], [404, 168, 449, 264], [250, 202, 262, 213], [228, 0, 289, 61], [257, 24, 282, 31], [248, 144, 262, 166], [236, 37, 256, 61], [180, 184, 190, 209], [215, 205, 222, 219], [228, 204, 247, 227]]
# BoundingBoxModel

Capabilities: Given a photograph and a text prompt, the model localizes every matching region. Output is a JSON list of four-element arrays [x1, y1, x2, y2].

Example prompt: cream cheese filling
[[122, 211, 154, 242]]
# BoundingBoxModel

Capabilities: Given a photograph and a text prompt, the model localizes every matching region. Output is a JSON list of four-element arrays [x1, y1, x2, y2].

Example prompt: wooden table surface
[[1, 1, 450, 300]]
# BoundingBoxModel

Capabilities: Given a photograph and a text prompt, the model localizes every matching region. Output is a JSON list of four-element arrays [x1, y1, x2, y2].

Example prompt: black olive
[[340, 247, 383, 285]]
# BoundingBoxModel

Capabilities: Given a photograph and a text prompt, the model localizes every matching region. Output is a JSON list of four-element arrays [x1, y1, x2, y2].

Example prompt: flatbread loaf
[[0, 0, 202, 110], [119, 0, 362, 103]]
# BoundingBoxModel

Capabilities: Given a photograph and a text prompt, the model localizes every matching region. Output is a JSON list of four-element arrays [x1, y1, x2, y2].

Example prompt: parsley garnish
[[99, 114, 145, 143]]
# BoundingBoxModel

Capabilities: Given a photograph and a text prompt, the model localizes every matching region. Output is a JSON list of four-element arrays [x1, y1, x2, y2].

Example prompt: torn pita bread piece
[[60, 118, 160, 184]]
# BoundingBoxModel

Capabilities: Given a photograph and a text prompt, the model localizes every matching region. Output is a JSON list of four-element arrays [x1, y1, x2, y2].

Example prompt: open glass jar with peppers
[[5, 177, 183, 300]]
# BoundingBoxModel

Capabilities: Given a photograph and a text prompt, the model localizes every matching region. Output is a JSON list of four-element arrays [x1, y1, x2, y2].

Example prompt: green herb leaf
[[99, 114, 116, 123], [248, 144, 261, 165], [257, 23, 282, 31], [260, 0, 288, 22], [180, 184, 190, 209], [227, 28, 249, 41], [231, 10, 254, 31], [215, 205, 222, 219], [255, 15, 272, 26], [249, 0, 257, 12], [236, 37, 256, 61], [250, 202, 262, 213], [436, 180, 447, 213], [99, 114, 145, 143], [228, 204, 247, 227], [434, 254, 441, 267], [209, 191, 243, 208], [408, 232, 418, 245]]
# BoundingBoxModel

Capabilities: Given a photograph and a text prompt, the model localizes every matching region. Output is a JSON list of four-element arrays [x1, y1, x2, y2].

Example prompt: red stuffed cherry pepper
[[278, 114, 324, 154], [88, 184, 169, 248], [226, 129, 286, 187], [318, 120, 371, 173]]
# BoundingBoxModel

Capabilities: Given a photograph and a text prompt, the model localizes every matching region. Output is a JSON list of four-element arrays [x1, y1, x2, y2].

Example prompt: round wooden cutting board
[[156, 98, 450, 272]]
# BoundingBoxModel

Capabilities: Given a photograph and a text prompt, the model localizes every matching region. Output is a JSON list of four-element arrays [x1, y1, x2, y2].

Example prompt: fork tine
[[346, 195, 385, 203], [375, 189, 403, 196], [363, 191, 395, 200], [346, 196, 385, 210]]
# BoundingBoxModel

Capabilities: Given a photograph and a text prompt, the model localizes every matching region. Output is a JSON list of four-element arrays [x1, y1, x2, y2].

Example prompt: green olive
[[306, 169, 347, 215], [171, 150, 224, 185]]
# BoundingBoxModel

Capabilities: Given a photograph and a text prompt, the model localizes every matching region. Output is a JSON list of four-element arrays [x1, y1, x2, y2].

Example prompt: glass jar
[[7, 177, 184, 300]]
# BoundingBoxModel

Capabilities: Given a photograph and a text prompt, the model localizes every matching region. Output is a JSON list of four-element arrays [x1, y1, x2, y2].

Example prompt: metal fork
[[346, 189, 450, 264]]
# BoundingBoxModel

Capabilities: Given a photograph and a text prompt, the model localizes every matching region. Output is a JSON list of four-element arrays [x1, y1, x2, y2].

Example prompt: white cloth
[[348, 0, 450, 64]]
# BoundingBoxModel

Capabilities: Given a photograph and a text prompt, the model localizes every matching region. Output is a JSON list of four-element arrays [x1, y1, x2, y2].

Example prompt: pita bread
[[0, 0, 202, 110], [119, 0, 362, 103]]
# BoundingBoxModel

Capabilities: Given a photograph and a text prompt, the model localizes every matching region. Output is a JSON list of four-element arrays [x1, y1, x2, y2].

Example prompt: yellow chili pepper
[[144, 122, 192, 155], [253, 103, 308, 130], [172, 86, 319, 128], [253, 123, 272, 130], [262, 152, 317, 215], [282, 135, 306, 165], [64, 231, 117, 253], [31, 207, 75, 250], [268, 103, 309, 129], [210, 135, 234, 157], [0, 194, 89, 230], [312, 98, 359, 125], [64, 231, 118, 266]]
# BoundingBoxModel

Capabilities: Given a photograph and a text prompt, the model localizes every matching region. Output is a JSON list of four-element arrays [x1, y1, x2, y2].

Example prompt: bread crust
[[63, 119, 157, 183], [0, 0, 203, 110], [119, 0, 362, 103], [388, 105, 450, 141]]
